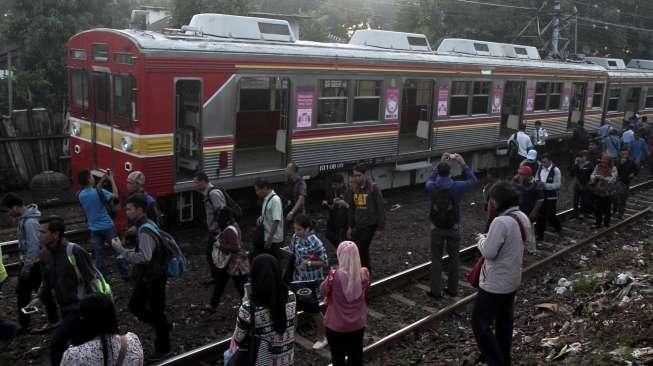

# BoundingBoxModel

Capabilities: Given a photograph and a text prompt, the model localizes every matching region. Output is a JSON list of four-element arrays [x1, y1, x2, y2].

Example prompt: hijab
[[336, 241, 369, 302], [250, 254, 288, 333]]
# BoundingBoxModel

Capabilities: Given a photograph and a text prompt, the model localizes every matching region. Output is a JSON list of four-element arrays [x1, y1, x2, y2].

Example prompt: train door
[[500, 81, 525, 136], [90, 71, 111, 170], [624, 87, 642, 120], [399, 79, 433, 154], [568, 82, 587, 128], [234, 76, 289, 174], [174, 79, 203, 182]]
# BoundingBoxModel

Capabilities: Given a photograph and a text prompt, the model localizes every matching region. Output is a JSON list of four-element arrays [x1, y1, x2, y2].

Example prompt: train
[[66, 13, 653, 225]]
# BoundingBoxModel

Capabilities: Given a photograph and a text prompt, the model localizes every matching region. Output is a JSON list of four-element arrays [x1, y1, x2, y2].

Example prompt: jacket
[[17, 204, 41, 275], [572, 161, 594, 188], [536, 164, 561, 200], [348, 180, 385, 229], [425, 164, 478, 222], [616, 158, 639, 185], [118, 218, 168, 282], [39, 241, 96, 312]]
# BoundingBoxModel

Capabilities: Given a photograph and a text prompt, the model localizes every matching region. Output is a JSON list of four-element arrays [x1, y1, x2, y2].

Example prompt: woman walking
[[590, 154, 618, 228]]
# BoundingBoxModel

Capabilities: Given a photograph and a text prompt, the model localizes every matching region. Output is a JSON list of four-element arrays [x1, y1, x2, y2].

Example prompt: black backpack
[[207, 186, 243, 221], [429, 188, 459, 229], [507, 133, 520, 158]]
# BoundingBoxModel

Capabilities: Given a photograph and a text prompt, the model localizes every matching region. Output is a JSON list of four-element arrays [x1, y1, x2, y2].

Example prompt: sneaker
[[312, 338, 328, 350], [146, 351, 173, 363]]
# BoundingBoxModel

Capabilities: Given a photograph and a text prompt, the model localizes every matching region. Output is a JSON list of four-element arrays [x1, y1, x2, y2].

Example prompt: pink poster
[[436, 85, 449, 118], [585, 82, 594, 108], [525, 83, 535, 113], [384, 88, 399, 121], [562, 86, 571, 109], [296, 91, 314, 129], [491, 85, 503, 114]]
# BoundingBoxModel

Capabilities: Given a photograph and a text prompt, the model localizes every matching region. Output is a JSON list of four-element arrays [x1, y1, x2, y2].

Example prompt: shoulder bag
[[212, 226, 236, 269], [254, 194, 276, 247], [226, 301, 260, 366]]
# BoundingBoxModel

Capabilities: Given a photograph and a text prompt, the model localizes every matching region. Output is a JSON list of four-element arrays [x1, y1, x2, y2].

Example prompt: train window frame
[[70, 49, 87, 60], [449, 81, 470, 116], [548, 82, 562, 110], [607, 88, 621, 112], [473, 43, 489, 52], [317, 79, 349, 125], [592, 83, 604, 108], [112, 74, 136, 120], [114, 53, 135, 65], [471, 81, 491, 115], [353, 80, 382, 123], [92, 43, 109, 62], [71, 69, 89, 110], [534, 82, 549, 111], [533, 82, 563, 111], [645, 87, 653, 109]]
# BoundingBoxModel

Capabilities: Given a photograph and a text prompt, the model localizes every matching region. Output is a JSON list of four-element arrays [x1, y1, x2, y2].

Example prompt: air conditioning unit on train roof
[[585, 57, 626, 70], [186, 13, 296, 42], [436, 38, 540, 60], [348, 30, 432, 52], [627, 59, 653, 70]]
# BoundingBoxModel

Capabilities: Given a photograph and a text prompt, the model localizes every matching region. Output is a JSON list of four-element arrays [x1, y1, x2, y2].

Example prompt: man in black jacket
[[111, 193, 171, 361], [571, 150, 594, 218], [27, 216, 97, 365], [347, 165, 385, 272]]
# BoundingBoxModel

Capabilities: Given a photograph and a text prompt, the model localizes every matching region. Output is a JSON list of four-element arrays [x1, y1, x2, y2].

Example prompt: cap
[[518, 166, 533, 176], [526, 150, 537, 160], [127, 171, 145, 186]]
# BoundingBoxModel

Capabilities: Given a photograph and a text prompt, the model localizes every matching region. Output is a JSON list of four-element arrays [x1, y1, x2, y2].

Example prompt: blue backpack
[[138, 221, 187, 278]]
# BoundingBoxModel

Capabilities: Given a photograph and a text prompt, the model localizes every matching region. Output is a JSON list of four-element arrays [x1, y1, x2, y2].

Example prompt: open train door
[[624, 87, 642, 120], [90, 71, 111, 170], [234, 76, 289, 174], [500, 81, 525, 137], [398, 79, 434, 154], [568, 82, 587, 129]]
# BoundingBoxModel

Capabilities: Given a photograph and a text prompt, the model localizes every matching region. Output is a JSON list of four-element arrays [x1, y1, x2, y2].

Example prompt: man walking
[[2, 194, 58, 333], [126, 171, 161, 225], [508, 123, 534, 170], [284, 162, 307, 223], [111, 194, 172, 361], [347, 165, 385, 272], [77, 169, 128, 281], [425, 153, 477, 298], [253, 178, 284, 260], [194, 171, 226, 284], [535, 154, 563, 240]]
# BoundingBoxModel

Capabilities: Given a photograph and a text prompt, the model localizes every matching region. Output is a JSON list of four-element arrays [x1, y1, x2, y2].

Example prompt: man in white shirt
[[253, 178, 284, 260], [508, 123, 534, 169], [531, 120, 549, 156], [534, 153, 562, 241], [621, 126, 635, 148]]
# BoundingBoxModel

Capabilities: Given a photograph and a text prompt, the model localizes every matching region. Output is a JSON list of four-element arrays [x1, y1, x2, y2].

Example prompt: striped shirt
[[234, 292, 297, 366], [290, 233, 328, 282]]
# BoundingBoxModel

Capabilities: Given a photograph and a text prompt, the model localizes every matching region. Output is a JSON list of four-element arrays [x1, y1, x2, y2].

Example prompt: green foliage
[[574, 272, 602, 297]]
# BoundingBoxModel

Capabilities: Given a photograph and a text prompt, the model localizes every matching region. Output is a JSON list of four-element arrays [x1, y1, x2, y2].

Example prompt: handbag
[[226, 300, 260, 366], [212, 226, 236, 269], [468, 212, 527, 288]]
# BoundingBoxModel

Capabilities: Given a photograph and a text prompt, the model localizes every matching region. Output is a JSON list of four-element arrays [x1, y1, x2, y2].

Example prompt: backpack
[[429, 188, 459, 229], [208, 186, 243, 221], [138, 221, 187, 278], [96, 187, 118, 219], [66, 243, 112, 299], [507, 133, 520, 158]]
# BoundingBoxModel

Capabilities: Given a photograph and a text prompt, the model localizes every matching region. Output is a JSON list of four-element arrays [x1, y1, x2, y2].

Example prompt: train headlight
[[71, 122, 81, 137], [120, 136, 133, 152]]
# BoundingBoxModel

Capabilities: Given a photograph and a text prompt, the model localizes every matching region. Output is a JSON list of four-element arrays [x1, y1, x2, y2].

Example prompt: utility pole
[[552, 0, 561, 58], [574, 7, 578, 55], [6, 45, 12, 116]]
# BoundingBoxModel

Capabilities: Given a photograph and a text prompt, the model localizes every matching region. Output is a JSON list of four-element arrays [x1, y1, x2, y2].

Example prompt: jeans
[[572, 186, 593, 216], [471, 288, 516, 366], [210, 269, 247, 308], [129, 277, 170, 353], [594, 195, 612, 227], [16, 263, 59, 328], [90, 227, 129, 280], [351, 225, 377, 273], [50, 310, 83, 365], [326, 327, 365, 366], [535, 199, 561, 239], [430, 226, 461, 296]]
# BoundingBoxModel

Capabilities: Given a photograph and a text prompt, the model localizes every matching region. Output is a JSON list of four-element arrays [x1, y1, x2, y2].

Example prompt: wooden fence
[[0, 108, 70, 190]]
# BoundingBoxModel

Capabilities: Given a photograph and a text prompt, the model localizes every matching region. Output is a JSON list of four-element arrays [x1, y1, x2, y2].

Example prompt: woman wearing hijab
[[590, 154, 618, 228], [320, 241, 370, 366], [232, 254, 296, 366]]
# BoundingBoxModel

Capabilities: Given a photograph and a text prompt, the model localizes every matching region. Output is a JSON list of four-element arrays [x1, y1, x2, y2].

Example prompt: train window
[[113, 74, 135, 119], [353, 80, 381, 122], [96, 74, 109, 112], [592, 83, 604, 108], [548, 83, 562, 110], [71, 70, 88, 109], [92, 43, 109, 62], [514, 47, 528, 55], [240, 77, 273, 111], [450, 81, 470, 116], [473, 43, 489, 52], [114, 53, 135, 65], [258, 22, 290, 35], [607, 88, 621, 111], [646, 88, 653, 109], [408, 37, 428, 46], [318, 80, 349, 124], [70, 49, 86, 60], [534, 82, 562, 111], [534, 83, 548, 111], [608, 60, 617, 67], [472, 81, 490, 114]]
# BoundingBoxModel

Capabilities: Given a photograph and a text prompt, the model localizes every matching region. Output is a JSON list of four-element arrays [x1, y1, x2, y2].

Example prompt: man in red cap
[[512, 165, 544, 229]]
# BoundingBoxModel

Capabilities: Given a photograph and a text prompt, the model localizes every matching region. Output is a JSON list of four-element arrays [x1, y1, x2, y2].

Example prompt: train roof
[[586, 57, 653, 79]]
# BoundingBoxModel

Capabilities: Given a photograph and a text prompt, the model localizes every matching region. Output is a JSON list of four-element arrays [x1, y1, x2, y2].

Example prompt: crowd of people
[[0, 113, 651, 366]]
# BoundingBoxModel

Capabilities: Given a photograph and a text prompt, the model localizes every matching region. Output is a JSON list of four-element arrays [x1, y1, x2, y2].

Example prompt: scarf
[[335, 241, 369, 302]]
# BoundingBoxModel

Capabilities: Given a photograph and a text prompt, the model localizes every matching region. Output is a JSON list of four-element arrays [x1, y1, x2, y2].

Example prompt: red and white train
[[67, 13, 653, 224]]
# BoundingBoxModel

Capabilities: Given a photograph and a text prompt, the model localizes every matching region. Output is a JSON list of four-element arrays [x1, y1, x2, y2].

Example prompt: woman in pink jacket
[[320, 241, 370, 366]]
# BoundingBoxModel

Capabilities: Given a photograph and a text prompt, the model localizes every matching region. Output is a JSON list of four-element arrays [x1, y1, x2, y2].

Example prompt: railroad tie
[[366, 307, 385, 319], [390, 293, 416, 307]]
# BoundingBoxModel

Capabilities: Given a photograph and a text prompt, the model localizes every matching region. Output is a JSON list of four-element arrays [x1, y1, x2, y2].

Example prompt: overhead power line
[[578, 16, 653, 33], [450, 0, 537, 11]]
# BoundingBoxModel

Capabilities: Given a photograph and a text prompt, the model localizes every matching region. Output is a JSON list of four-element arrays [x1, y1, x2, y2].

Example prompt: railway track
[[154, 179, 653, 365]]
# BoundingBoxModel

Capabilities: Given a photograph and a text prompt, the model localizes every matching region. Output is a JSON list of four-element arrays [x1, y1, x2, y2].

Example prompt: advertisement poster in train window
[[586, 82, 594, 109], [296, 91, 314, 128], [525, 83, 535, 113], [437, 84, 449, 118], [562, 85, 571, 110], [491, 85, 503, 114], [384, 88, 399, 121]]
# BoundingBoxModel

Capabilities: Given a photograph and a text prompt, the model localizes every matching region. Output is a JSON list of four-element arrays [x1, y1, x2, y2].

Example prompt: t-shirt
[[509, 131, 534, 158], [78, 188, 114, 231], [262, 190, 284, 243], [60, 332, 143, 366], [515, 181, 544, 216]]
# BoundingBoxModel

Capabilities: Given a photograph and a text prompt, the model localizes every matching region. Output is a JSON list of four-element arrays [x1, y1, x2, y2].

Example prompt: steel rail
[[157, 179, 653, 366]]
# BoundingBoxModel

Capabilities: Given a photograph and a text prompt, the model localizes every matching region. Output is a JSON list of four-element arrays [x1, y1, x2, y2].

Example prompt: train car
[[67, 13, 614, 225]]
